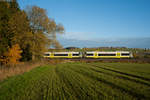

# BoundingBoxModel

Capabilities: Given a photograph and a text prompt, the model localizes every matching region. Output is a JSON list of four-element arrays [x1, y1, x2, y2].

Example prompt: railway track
[[45, 58, 150, 63]]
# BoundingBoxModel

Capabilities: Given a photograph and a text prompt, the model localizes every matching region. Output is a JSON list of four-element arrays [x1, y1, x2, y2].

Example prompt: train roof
[[45, 51, 131, 54], [86, 51, 130, 53], [45, 52, 79, 54]]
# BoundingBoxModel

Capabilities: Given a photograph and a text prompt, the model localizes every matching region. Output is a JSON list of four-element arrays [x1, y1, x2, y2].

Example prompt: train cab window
[[54, 54, 68, 56], [121, 53, 129, 56], [86, 53, 94, 56], [72, 54, 79, 56], [98, 54, 116, 56], [45, 54, 50, 56]]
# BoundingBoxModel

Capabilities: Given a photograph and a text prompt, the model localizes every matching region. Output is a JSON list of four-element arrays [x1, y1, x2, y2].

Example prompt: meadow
[[0, 62, 150, 100]]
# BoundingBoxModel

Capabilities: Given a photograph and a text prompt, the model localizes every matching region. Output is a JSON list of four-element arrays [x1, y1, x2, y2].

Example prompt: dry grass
[[0, 60, 46, 81], [0, 59, 72, 81], [1, 58, 149, 81]]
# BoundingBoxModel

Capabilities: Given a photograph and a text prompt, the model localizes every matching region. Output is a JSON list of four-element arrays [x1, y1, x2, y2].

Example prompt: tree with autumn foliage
[[25, 6, 64, 60], [1, 44, 22, 65], [0, 0, 64, 65], [0, 0, 20, 57]]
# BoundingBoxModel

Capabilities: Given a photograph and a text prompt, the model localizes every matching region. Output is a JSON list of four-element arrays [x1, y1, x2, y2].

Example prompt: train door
[[116, 52, 121, 58], [68, 52, 72, 58], [51, 53, 54, 58], [94, 52, 98, 58]]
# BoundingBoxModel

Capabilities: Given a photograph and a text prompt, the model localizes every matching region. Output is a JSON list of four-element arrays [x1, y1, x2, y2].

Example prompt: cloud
[[58, 31, 96, 40], [57, 36, 150, 48], [56, 31, 150, 48]]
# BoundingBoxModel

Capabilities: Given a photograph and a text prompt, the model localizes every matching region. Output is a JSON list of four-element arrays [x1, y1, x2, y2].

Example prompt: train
[[44, 51, 133, 58]]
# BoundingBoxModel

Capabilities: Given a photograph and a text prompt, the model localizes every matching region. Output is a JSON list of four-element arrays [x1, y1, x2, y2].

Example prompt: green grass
[[0, 62, 150, 100]]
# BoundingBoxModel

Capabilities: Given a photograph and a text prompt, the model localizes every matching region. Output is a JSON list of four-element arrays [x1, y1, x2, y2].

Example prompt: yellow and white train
[[44, 52, 82, 58], [44, 51, 133, 58]]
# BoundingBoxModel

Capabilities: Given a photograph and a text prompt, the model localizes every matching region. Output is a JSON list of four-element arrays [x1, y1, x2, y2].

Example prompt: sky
[[18, 0, 150, 48]]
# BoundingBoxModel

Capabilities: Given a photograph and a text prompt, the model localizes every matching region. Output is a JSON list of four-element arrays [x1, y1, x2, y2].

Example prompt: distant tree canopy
[[65, 47, 79, 50], [0, 0, 64, 64]]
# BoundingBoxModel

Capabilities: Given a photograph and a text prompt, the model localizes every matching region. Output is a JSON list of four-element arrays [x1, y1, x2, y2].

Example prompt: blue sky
[[18, 0, 150, 48]]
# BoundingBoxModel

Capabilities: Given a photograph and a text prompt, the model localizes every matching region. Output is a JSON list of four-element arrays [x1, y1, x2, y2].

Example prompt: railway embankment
[[47, 58, 150, 64]]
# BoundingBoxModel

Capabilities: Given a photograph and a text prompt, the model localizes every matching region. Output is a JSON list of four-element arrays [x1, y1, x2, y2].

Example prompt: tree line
[[0, 0, 64, 65]]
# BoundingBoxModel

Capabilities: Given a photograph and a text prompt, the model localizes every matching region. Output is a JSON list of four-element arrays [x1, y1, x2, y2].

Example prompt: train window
[[121, 53, 129, 56], [72, 54, 79, 56], [54, 54, 68, 56], [86, 54, 94, 56], [45, 54, 50, 56], [98, 54, 116, 56]]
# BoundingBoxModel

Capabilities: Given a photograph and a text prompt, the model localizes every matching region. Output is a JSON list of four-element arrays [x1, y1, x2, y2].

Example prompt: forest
[[0, 0, 64, 65]]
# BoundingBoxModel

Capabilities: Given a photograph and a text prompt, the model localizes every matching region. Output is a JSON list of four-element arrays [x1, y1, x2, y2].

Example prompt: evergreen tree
[[0, 0, 22, 63], [0, 1, 11, 56]]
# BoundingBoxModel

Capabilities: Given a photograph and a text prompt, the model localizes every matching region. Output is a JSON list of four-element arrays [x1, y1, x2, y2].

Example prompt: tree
[[2, 44, 22, 65], [7, 11, 33, 61], [0, 0, 20, 62], [8, 11, 30, 46], [0, 1, 64, 63], [25, 6, 64, 60], [0, 1, 11, 56]]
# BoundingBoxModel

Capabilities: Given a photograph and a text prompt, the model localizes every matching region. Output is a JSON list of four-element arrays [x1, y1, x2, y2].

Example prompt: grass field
[[0, 62, 150, 100]]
